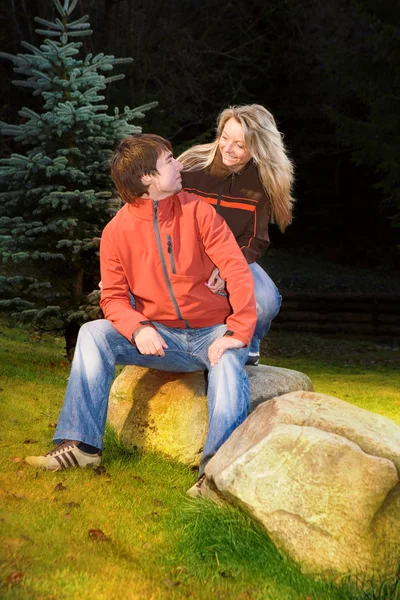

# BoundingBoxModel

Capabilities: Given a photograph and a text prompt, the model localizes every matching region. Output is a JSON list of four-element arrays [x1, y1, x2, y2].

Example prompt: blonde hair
[[178, 104, 294, 231]]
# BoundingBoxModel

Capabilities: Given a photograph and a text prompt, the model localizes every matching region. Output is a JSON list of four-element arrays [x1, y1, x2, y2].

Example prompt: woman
[[178, 104, 294, 365]]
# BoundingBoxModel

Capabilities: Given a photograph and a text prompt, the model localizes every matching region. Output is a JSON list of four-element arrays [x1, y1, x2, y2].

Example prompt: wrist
[[132, 321, 156, 344]]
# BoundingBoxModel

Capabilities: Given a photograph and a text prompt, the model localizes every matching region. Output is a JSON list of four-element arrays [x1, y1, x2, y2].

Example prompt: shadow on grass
[[165, 499, 400, 600], [103, 425, 197, 479], [103, 425, 141, 465]]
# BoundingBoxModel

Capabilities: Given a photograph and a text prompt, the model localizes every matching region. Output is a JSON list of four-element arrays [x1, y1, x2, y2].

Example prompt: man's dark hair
[[111, 134, 172, 203]]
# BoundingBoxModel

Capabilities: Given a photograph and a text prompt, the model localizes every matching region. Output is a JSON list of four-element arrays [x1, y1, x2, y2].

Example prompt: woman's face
[[218, 118, 252, 172]]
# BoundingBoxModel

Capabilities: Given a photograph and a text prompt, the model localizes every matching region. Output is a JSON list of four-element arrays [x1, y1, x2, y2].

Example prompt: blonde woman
[[179, 104, 294, 365]]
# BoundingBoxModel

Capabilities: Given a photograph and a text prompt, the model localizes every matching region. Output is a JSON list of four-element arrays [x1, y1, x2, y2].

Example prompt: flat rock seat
[[107, 364, 313, 466]]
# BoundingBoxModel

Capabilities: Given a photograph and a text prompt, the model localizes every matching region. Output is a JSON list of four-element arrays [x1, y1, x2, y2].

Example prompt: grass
[[0, 319, 399, 600], [260, 332, 400, 424]]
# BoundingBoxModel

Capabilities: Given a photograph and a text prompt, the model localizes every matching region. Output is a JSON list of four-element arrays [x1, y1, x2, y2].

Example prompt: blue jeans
[[54, 320, 250, 475], [128, 265, 280, 357], [249, 262, 282, 355]]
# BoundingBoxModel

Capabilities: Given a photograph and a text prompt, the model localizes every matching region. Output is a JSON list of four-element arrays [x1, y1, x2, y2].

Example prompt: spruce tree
[[0, 0, 157, 352]]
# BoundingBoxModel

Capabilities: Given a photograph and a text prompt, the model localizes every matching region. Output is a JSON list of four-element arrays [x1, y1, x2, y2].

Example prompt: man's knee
[[77, 319, 117, 348], [211, 348, 247, 373]]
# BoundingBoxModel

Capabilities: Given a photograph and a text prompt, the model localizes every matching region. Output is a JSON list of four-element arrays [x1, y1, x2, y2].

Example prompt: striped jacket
[[181, 149, 270, 263]]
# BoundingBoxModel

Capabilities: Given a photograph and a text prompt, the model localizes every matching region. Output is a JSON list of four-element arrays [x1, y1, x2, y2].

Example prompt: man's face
[[146, 151, 183, 200]]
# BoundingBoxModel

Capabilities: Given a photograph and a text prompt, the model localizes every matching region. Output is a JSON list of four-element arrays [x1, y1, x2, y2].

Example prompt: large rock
[[107, 368, 207, 465], [246, 365, 313, 413], [107, 365, 313, 465], [202, 391, 400, 584]]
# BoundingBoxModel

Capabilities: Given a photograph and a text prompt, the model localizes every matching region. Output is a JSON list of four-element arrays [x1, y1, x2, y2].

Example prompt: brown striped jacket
[[181, 149, 270, 263]]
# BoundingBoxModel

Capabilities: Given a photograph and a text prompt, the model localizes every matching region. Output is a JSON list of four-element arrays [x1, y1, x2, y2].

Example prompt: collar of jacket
[[126, 194, 179, 221], [210, 148, 253, 179]]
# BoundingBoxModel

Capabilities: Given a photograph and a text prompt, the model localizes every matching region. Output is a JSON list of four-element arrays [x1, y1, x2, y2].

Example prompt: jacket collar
[[127, 194, 179, 221]]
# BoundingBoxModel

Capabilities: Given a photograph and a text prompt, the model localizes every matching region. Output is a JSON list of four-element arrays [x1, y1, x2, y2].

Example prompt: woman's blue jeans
[[249, 262, 282, 355], [54, 320, 250, 475]]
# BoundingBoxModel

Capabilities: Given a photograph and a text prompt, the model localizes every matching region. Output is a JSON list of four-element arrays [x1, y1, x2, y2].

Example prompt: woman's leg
[[248, 262, 282, 363]]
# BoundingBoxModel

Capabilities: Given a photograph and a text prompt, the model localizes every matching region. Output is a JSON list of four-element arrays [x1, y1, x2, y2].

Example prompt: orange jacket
[[100, 191, 256, 346]]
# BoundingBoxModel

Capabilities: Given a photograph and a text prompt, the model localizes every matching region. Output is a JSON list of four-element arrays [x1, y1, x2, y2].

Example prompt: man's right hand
[[133, 326, 168, 356]]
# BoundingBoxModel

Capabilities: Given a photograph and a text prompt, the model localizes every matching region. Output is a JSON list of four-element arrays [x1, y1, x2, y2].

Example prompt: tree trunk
[[65, 267, 85, 361]]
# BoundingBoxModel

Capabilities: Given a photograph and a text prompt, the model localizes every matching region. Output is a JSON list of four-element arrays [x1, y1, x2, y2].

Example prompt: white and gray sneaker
[[25, 440, 101, 471], [186, 474, 206, 498], [246, 352, 260, 366]]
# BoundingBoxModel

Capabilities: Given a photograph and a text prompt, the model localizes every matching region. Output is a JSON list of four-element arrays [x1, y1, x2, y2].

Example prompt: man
[[25, 134, 256, 495]]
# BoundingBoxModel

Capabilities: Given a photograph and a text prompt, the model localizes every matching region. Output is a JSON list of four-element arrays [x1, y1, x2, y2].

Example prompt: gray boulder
[[246, 365, 313, 412], [202, 391, 400, 584]]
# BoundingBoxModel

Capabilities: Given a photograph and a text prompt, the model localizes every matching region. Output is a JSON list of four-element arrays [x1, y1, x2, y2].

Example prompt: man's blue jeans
[[128, 264, 280, 357], [249, 262, 282, 355], [54, 320, 250, 475]]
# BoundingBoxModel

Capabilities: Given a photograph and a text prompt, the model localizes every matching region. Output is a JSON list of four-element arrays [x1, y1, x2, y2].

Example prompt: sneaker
[[246, 352, 260, 366], [186, 474, 206, 498], [25, 440, 101, 471]]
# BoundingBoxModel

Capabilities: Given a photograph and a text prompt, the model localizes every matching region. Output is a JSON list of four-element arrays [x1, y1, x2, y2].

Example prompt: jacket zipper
[[166, 235, 176, 274], [216, 173, 235, 214], [229, 172, 235, 193], [153, 201, 187, 324]]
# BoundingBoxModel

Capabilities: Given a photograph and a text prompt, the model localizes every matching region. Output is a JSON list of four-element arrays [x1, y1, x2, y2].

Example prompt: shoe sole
[[24, 457, 101, 471]]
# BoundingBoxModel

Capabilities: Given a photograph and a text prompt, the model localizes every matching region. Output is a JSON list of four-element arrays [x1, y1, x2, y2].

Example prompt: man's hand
[[206, 267, 226, 293], [208, 336, 245, 366], [133, 326, 168, 356]]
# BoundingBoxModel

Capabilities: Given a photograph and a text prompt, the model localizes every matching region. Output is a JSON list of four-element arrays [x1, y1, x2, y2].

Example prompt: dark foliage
[[0, 0, 399, 267]]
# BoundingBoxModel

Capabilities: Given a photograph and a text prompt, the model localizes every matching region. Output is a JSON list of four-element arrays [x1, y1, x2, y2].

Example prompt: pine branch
[[34, 17, 61, 31], [11, 80, 38, 90], [67, 30, 93, 37], [0, 51, 22, 63], [66, 0, 80, 16], [20, 42, 47, 57], [55, 18, 66, 30], [35, 29, 62, 38], [18, 107, 41, 120], [67, 15, 90, 27], [67, 23, 91, 31], [112, 58, 134, 65], [103, 74, 125, 84], [54, 0, 67, 18]]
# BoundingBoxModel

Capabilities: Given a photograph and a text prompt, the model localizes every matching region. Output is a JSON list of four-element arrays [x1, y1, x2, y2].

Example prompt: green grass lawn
[[0, 320, 399, 600]]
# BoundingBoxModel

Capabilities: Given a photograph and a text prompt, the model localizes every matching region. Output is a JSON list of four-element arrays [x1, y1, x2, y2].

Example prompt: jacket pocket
[[169, 273, 230, 316], [166, 235, 176, 274]]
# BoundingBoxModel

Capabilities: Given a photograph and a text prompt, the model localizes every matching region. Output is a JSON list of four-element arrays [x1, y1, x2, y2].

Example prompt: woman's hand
[[206, 267, 226, 293]]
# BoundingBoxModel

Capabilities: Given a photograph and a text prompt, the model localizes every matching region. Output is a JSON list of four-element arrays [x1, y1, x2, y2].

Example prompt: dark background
[[1, 0, 399, 269]]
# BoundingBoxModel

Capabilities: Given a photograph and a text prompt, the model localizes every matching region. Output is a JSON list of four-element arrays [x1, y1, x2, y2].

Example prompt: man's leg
[[201, 349, 250, 475], [187, 325, 250, 476], [53, 319, 133, 449], [247, 262, 282, 364], [55, 319, 207, 446], [26, 320, 204, 469]]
